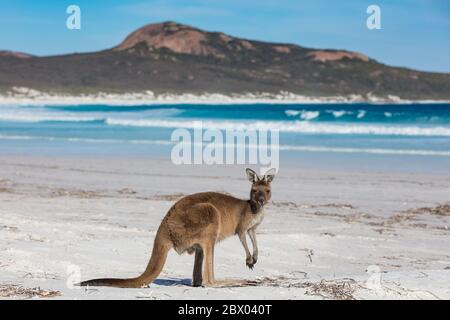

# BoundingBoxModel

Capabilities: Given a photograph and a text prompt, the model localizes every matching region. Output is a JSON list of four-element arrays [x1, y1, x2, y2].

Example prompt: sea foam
[[105, 118, 450, 137]]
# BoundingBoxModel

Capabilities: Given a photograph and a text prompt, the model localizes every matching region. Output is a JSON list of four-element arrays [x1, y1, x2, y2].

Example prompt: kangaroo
[[77, 168, 276, 288]]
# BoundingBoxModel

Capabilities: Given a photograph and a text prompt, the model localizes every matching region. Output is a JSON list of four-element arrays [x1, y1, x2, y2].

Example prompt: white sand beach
[[0, 155, 449, 300], [2, 87, 450, 107]]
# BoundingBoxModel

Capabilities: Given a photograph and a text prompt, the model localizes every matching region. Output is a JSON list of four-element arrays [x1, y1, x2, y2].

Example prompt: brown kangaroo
[[77, 168, 276, 288]]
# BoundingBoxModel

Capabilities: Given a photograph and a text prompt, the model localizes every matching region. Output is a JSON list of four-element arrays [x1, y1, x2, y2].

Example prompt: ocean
[[1, 103, 450, 172]]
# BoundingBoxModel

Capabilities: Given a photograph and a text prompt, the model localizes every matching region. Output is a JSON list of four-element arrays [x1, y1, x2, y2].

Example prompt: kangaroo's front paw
[[246, 256, 255, 270]]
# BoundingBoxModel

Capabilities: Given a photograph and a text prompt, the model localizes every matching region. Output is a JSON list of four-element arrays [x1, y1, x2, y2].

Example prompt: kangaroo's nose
[[257, 193, 265, 204]]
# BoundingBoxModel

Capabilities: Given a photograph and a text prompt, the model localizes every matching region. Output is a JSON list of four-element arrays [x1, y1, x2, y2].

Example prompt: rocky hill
[[1, 21, 449, 99]]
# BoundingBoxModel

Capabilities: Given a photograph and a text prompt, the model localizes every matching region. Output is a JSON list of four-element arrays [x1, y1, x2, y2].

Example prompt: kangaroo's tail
[[77, 225, 172, 288]]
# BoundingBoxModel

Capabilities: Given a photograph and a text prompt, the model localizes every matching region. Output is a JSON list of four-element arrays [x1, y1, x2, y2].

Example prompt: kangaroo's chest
[[247, 210, 265, 230]]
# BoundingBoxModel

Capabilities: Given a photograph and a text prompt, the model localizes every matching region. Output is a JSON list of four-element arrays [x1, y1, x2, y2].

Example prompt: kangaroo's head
[[246, 168, 276, 212]]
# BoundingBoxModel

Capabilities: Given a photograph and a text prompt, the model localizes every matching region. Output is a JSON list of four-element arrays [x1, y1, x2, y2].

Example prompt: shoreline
[[1, 87, 450, 106]]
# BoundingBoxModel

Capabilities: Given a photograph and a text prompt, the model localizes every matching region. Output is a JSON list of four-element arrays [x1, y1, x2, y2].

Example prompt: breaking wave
[[105, 118, 450, 137], [285, 110, 320, 120], [0, 113, 102, 123]]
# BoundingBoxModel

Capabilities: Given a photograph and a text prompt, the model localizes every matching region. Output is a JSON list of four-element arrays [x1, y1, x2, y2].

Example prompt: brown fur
[[77, 168, 275, 288]]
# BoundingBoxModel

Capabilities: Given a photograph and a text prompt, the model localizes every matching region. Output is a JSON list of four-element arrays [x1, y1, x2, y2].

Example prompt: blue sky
[[0, 0, 449, 73]]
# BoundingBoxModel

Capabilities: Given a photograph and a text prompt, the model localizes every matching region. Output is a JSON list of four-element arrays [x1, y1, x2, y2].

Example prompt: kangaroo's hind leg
[[180, 202, 219, 286], [192, 246, 204, 287], [185, 203, 219, 286], [202, 241, 216, 285]]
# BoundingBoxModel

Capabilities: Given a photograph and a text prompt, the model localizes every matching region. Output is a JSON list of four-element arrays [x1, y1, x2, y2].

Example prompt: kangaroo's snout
[[255, 191, 266, 205]]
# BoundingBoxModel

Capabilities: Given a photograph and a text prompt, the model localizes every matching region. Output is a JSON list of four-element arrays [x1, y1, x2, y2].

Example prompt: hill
[[1, 21, 449, 100]]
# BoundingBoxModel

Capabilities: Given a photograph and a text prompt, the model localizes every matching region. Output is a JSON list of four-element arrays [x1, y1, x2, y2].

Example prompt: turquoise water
[[0, 103, 450, 171]]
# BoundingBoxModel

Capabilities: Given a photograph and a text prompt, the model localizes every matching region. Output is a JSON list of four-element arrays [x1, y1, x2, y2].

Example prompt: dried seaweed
[[302, 278, 359, 300], [0, 284, 60, 299], [210, 276, 360, 300], [408, 204, 450, 216]]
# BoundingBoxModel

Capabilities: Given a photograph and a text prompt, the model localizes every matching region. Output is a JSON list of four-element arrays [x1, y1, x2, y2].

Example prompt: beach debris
[[385, 203, 450, 230], [320, 203, 357, 210], [50, 188, 104, 198], [0, 284, 60, 299], [300, 248, 314, 263], [206, 276, 360, 300], [0, 225, 19, 232], [344, 212, 373, 223], [321, 232, 336, 237], [408, 203, 450, 216], [143, 193, 186, 201], [117, 187, 137, 195], [303, 278, 359, 300], [271, 201, 357, 210]]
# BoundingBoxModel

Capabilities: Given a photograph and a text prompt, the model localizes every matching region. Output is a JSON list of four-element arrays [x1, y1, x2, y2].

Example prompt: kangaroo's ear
[[246, 168, 258, 183], [263, 168, 277, 183]]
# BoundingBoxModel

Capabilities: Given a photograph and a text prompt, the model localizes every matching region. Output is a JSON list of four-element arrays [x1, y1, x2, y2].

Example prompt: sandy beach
[[0, 155, 449, 300], [2, 88, 450, 107]]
